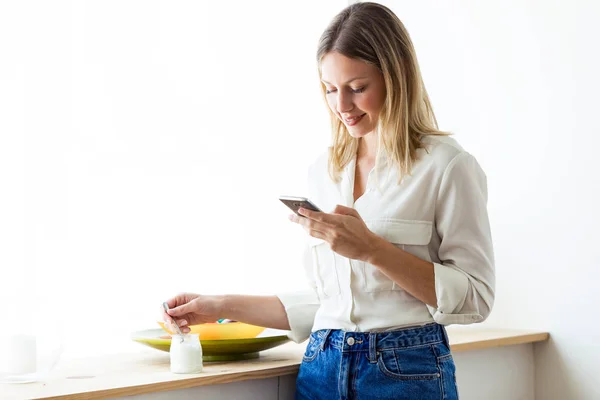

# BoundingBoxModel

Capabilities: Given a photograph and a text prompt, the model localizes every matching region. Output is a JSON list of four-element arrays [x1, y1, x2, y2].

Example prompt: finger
[[161, 307, 177, 328], [175, 319, 188, 327], [309, 230, 328, 241], [168, 302, 192, 317], [166, 296, 180, 309], [298, 208, 340, 225], [288, 213, 313, 225], [332, 204, 360, 217], [288, 212, 330, 226], [165, 317, 187, 332], [295, 214, 332, 234]]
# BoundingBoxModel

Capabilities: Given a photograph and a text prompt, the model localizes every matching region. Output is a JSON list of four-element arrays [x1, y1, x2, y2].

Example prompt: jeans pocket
[[377, 346, 441, 381], [302, 333, 323, 363]]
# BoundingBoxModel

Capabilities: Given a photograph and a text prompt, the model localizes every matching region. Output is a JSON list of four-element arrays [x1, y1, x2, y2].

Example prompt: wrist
[[364, 233, 387, 264], [212, 294, 229, 319]]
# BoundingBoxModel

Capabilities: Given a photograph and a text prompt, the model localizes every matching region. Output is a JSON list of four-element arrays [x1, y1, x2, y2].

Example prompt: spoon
[[162, 302, 185, 343]]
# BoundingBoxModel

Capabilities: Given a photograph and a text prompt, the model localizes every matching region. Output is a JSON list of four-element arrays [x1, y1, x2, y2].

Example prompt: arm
[[164, 293, 291, 331], [166, 214, 320, 339], [220, 295, 291, 330], [366, 238, 438, 307], [219, 247, 320, 340], [365, 153, 495, 321], [426, 152, 495, 323]]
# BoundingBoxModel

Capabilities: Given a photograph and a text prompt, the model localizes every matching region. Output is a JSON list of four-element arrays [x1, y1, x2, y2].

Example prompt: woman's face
[[320, 52, 386, 139]]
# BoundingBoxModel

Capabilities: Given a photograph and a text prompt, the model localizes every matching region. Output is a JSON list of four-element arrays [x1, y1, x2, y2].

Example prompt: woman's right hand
[[161, 293, 224, 334]]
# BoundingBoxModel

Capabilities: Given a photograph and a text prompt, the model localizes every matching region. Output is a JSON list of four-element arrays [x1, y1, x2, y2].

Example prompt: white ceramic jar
[[169, 333, 203, 374]]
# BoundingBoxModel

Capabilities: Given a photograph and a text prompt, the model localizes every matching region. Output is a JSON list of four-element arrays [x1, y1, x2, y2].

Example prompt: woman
[[163, 3, 494, 399]]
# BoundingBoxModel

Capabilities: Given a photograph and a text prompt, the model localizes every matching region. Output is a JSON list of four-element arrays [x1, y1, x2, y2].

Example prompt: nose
[[336, 91, 354, 114]]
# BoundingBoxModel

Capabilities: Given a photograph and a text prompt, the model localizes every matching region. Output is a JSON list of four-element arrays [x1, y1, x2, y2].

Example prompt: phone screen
[[279, 196, 322, 215]]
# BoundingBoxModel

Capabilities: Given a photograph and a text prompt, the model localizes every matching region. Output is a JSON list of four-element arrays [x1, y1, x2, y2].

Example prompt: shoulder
[[419, 134, 479, 172], [419, 135, 486, 185], [421, 134, 465, 160]]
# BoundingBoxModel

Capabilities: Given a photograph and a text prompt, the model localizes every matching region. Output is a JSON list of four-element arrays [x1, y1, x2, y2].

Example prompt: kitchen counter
[[1, 327, 549, 400]]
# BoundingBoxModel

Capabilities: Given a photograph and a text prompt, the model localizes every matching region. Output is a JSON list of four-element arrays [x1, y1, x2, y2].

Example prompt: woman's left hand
[[289, 204, 382, 262]]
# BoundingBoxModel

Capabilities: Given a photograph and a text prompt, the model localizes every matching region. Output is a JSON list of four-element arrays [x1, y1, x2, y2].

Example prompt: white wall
[[380, 1, 600, 399], [0, 0, 346, 357], [453, 344, 534, 400]]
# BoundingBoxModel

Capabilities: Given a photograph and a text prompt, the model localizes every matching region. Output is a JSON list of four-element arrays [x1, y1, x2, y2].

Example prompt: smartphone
[[279, 195, 323, 215]]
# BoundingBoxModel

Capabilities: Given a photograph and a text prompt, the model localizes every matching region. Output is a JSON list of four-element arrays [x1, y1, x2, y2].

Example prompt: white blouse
[[277, 135, 495, 343]]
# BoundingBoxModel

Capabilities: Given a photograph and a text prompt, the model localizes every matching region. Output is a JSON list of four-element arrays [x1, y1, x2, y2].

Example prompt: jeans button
[[347, 337, 355, 346]]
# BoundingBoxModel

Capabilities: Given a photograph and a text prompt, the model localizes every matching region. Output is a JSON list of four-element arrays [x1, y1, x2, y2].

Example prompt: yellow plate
[[132, 329, 290, 361], [157, 321, 266, 340]]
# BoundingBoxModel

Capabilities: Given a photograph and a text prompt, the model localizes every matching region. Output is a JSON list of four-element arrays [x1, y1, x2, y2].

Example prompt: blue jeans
[[295, 323, 459, 400]]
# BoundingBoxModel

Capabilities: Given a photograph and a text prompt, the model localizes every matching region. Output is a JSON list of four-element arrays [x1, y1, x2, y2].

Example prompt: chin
[[346, 127, 373, 139], [347, 131, 366, 139]]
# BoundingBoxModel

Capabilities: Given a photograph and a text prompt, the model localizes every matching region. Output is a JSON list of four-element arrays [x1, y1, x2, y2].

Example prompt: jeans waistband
[[313, 323, 448, 355]]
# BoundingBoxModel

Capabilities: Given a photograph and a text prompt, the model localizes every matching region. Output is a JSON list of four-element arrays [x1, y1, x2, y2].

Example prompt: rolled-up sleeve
[[427, 152, 495, 325], [276, 244, 320, 343]]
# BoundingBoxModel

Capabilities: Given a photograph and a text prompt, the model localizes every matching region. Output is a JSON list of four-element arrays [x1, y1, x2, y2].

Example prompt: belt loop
[[440, 324, 450, 348], [320, 329, 333, 351], [368, 332, 377, 363]]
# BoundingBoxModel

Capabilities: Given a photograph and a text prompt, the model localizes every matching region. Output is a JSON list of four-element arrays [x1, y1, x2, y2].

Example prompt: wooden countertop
[[1, 327, 549, 400]]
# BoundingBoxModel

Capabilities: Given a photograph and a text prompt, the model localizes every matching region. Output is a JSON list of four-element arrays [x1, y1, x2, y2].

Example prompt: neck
[[358, 132, 378, 161]]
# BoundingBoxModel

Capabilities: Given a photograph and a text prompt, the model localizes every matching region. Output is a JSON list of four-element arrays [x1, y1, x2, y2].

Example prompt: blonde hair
[[317, 2, 448, 182]]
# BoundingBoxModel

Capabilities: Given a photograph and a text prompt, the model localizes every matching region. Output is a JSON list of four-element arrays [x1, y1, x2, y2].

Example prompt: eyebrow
[[321, 77, 368, 85]]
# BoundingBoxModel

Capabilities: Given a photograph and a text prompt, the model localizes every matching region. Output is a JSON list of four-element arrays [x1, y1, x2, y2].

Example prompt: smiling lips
[[343, 113, 366, 126]]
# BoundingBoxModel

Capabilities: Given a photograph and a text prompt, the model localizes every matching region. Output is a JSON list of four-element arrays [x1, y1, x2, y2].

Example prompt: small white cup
[[169, 333, 203, 374]]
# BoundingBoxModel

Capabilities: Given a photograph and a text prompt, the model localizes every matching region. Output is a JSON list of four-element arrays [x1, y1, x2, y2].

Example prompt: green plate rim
[[131, 328, 289, 346]]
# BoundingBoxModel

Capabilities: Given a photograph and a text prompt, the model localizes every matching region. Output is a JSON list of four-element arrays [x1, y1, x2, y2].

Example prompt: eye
[[325, 88, 337, 94], [352, 86, 365, 94]]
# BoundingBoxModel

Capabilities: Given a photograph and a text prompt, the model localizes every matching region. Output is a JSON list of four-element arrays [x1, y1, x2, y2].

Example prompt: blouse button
[[347, 337, 355, 346]]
